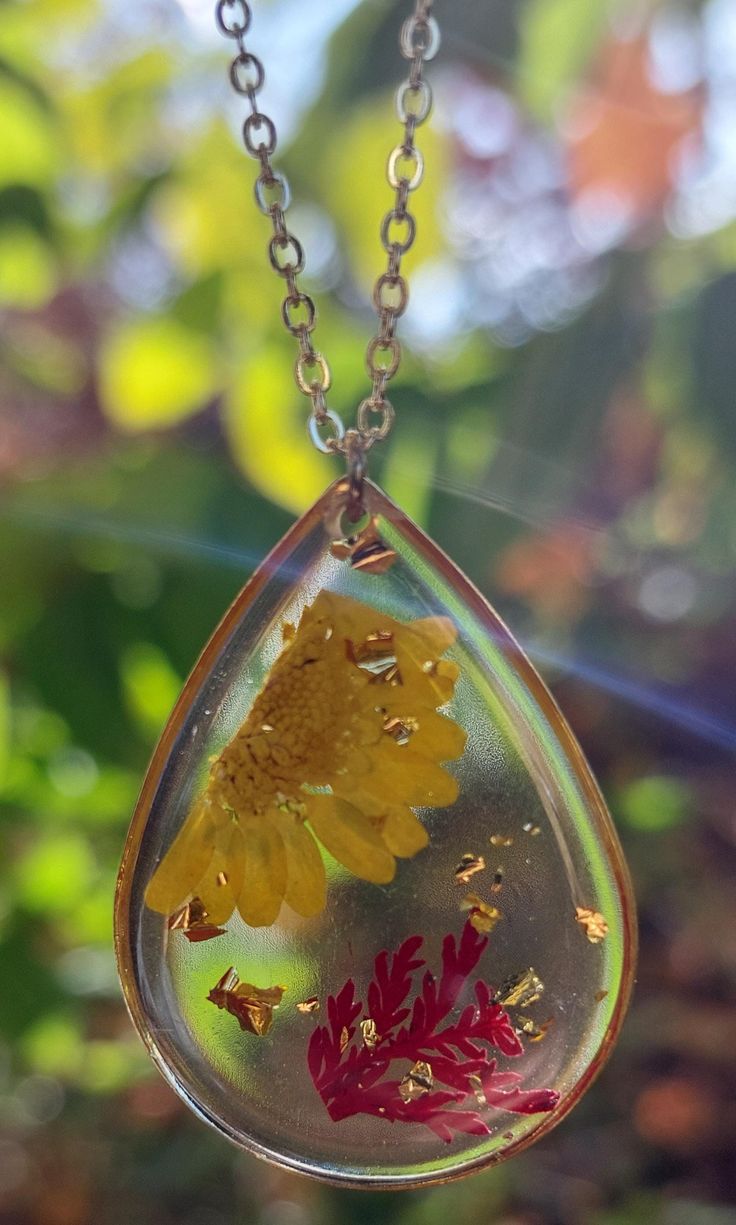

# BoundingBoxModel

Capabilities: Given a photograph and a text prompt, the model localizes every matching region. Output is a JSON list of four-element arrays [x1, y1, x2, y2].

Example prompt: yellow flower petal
[[146, 591, 465, 929], [304, 590, 382, 641], [145, 799, 216, 914], [410, 710, 468, 761], [307, 794, 396, 884], [379, 804, 429, 858], [361, 743, 459, 808], [197, 824, 246, 924], [405, 615, 457, 655], [275, 813, 326, 917], [237, 818, 287, 927]]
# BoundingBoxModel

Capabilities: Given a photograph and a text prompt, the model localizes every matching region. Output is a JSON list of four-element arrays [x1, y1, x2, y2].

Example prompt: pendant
[[115, 477, 636, 1188]]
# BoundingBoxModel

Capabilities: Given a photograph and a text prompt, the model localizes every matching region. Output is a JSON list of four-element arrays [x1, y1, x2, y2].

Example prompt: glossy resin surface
[[115, 478, 636, 1188]]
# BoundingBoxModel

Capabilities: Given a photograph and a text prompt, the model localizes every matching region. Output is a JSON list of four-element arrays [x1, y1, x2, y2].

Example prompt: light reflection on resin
[[115, 478, 636, 1188]]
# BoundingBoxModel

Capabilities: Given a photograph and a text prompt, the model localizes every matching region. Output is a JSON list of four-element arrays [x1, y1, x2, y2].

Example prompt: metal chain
[[215, 0, 439, 462]]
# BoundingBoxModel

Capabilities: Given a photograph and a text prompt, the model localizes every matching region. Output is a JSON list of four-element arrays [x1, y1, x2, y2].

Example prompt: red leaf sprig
[[308, 922, 560, 1142]]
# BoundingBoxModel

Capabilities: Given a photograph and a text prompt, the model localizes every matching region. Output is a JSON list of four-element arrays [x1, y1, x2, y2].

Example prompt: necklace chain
[[215, 0, 439, 462]]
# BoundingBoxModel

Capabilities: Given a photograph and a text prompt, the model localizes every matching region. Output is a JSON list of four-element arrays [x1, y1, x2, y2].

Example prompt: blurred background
[[1, 0, 735, 1221]]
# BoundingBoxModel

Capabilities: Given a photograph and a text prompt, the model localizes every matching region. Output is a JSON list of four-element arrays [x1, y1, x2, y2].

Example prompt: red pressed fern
[[308, 922, 560, 1142]]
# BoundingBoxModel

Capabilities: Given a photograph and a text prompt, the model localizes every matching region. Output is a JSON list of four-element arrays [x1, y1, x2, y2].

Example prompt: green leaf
[[120, 642, 181, 739], [0, 225, 56, 308], [98, 317, 218, 430], [16, 832, 95, 914], [518, 0, 607, 120], [223, 344, 335, 514], [619, 775, 690, 832], [0, 75, 59, 189]]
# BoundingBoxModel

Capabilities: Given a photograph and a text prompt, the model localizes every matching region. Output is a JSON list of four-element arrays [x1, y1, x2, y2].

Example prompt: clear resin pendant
[[114, 477, 636, 1188]]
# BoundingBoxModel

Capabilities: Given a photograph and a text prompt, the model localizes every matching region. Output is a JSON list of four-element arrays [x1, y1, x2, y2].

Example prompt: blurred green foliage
[[1, 0, 736, 1222]]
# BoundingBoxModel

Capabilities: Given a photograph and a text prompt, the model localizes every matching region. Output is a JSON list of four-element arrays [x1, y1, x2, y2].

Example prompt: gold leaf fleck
[[296, 996, 320, 1014], [594, 989, 609, 1004], [330, 516, 397, 574], [398, 1060, 434, 1102], [522, 822, 541, 836], [496, 968, 544, 1009], [490, 867, 504, 894], [360, 1018, 380, 1050], [454, 853, 486, 885], [346, 631, 402, 686], [383, 715, 417, 745], [467, 1073, 487, 1106], [339, 1025, 350, 1054], [489, 834, 513, 847], [167, 897, 226, 942], [575, 906, 609, 944], [517, 1016, 554, 1043], [207, 968, 286, 1036], [460, 892, 502, 934]]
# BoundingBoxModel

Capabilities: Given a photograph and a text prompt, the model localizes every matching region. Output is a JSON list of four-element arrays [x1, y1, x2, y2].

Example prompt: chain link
[[215, 0, 439, 462]]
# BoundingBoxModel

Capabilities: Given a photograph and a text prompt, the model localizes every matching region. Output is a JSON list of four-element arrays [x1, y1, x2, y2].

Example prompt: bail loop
[[344, 428, 367, 523]]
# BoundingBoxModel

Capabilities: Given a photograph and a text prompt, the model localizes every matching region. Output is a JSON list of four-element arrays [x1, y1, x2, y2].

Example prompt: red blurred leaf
[[568, 33, 702, 223]]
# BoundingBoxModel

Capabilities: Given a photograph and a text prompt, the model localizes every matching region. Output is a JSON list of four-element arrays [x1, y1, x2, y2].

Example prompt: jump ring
[[268, 232, 304, 275], [366, 336, 401, 380], [281, 292, 316, 334], [356, 397, 395, 441], [400, 14, 440, 61], [243, 111, 277, 156], [215, 0, 251, 38], [380, 209, 416, 254], [295, 351, 331, 395], [308, 410, 344, 454], [255, 170, 291, 215], [396, 79, 433, 125], [387, 144, 424, 191], [230, 51, 264, 95]]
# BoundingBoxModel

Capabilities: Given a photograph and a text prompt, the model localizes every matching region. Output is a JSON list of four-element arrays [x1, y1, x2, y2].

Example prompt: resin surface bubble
[[115, 477, 636, 1188]]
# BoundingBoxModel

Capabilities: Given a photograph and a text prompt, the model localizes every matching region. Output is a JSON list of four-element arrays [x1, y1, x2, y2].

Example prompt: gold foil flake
[[496, 968, 544, 1009], [522, 821, 541, 836], [517, 1016, 554, 1043], [296, 996, 320, 1014], [167, 898, 226, 942], [339, 1026, 350, 1054], [594, 989, 609, 1004], [454, 853, 486, 885], [207, 968, 285, 1036], [575, 906, 609, 944], [503, 1131, 514, 1141], [330, 516, 397, 574], [360, 1018, 380, 1050], [398, 1060, 434, 1103], [468, 1074, 487, 1106], [383, 715, 417, 745], [490, 867, 504, 894], [489, 834, 514, 848], [347, 631, 402, 686], [460, 893, 502, 934]]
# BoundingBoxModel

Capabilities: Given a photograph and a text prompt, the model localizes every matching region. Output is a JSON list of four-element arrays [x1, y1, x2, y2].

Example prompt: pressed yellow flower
[[146, 590, 465, 927]]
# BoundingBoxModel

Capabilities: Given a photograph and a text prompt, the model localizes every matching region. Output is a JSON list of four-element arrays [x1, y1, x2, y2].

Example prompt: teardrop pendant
[[115, 477, 636, 1188]]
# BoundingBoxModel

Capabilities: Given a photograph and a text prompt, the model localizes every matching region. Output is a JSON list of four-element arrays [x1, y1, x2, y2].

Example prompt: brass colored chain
[[215, 0, 439, 460]]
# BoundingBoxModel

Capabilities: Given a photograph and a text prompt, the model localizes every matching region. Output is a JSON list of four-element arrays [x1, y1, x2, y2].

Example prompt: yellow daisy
[[146, 590, 465, 927]]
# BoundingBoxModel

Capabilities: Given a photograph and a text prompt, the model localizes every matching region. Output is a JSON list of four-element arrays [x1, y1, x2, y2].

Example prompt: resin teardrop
[[115, 478, 636, 1188]]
